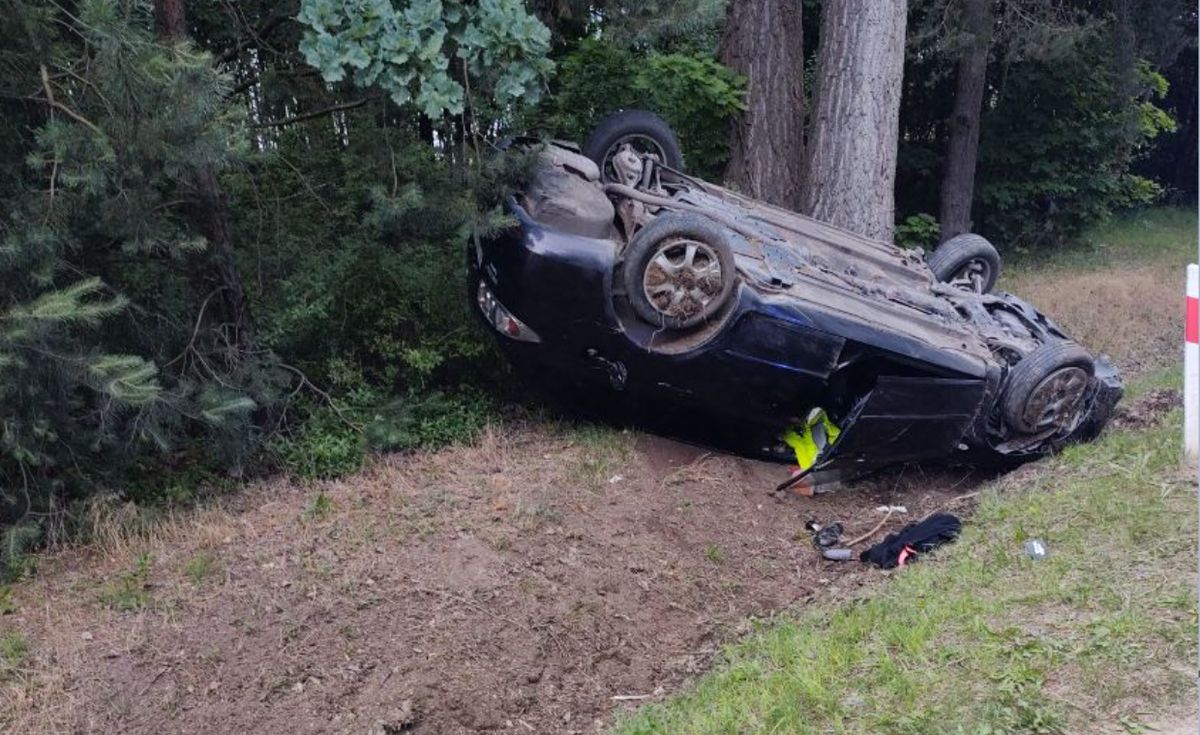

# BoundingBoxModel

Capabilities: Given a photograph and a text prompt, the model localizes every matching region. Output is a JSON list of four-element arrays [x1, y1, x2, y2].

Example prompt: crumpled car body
[[468, 141, 1122, 478]]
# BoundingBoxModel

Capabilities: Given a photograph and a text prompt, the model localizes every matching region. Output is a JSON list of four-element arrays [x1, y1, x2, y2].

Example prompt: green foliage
[[364, 389, 493, 451], [592, 0, 727, 52], [271, 388, 493, 482], [303, 491, 335, 521], [232, 122, 529, 389], [0, 524, 39, 583], [976, 46, 1175, 247], [538, 40, 745, 179], [0, 1, 267, 536], [0, 585, 16, 615], [97, 553, 152, 612], [184, 553, 215, 584], [898, 1, 1182, 248], [0, 631, 29, 674], [297, 0, 553, 117], [895, 213, 941, 249], [633, 54, 746, 175], [271, 405, 365, 482]]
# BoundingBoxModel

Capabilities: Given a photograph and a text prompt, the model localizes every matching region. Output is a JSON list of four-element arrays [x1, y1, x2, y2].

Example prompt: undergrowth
[[271, 389, 494, 481]]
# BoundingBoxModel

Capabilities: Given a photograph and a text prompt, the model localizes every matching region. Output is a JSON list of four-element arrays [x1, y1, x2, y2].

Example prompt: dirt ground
[[2, 423, 984, 734]]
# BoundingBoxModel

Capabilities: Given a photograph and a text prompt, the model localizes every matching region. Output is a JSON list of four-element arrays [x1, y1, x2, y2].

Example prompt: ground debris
[[1111, 388, 1181, 430], [368, 700, 417, 734]]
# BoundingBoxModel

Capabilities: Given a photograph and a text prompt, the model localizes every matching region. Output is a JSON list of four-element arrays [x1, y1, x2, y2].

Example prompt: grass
[[565, 422, 636, 491], [1002, 207, 1196, 376], [614, 393, 1194, 734], [0, 631, 29, 674], [97, 553, 153, 612], [0, 586, 15, 615], [302, 491, 335, 522], [1005, 206, 1196, 271], [184, 552, 216, 584]]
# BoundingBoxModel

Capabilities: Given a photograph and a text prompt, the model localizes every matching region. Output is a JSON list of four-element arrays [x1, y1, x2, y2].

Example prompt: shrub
[[537, 40, 745, 180], [977, 53, 1174, 247], [270, 404, 365, 482], [895, 213, 942, 249]]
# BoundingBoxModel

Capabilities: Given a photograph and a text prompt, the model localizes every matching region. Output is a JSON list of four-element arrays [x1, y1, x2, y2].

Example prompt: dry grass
[[1005, 263, 1181, 374], [1002, 207, 1196, 375]]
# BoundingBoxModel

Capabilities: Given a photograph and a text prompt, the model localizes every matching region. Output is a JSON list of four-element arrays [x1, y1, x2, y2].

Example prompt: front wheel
[[1001, 341, 1095, 434], [622, 212, 736, 331], [928, 233, 1001, 293]]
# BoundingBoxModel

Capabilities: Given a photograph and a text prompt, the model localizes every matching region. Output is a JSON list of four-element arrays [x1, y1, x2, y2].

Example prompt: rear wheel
[[622, 213, 736, 331], [928, 233, 1001, 293], [583, 110, 684, 184], [1001, 341, 1095, 434]]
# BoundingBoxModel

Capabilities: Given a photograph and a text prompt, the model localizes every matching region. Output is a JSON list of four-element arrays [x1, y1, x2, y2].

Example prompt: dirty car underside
[[469, 121, 1122, 480]]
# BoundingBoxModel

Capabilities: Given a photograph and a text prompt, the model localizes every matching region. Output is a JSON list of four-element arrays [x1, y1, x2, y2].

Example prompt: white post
[[1187, 264, 1199, 459]]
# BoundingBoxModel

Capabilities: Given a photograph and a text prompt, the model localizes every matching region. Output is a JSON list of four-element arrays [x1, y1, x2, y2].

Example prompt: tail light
[[477, 279, 541, 343]]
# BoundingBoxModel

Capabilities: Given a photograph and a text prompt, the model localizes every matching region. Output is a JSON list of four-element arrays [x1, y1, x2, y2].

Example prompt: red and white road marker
[[1186, 263, 1198, 459]]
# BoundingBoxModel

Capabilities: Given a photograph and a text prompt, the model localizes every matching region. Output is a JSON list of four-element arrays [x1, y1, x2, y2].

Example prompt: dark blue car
[[468, 112, 1122, 484]]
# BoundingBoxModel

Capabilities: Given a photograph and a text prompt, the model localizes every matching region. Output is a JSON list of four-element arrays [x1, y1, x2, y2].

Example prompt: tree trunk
[[154, 0, 187, 40], [718, 0, 805, 209], [800, 0, 907, 242], [153, 0, 256, 356], [938, 0, 992, 242]]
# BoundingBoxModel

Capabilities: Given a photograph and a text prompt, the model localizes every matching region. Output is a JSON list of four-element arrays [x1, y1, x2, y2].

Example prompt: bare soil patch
[[1111, 387, 1183, 430], [2, 425, 981, 734]]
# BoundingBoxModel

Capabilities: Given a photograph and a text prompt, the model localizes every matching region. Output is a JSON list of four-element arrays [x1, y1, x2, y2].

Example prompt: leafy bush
[[270, 404, 366, 482], [538, 40, 745, 179], [895, 213, 941, 249], [271, 388, 493, 482], [297, 0, 553, 117], [977, 53, 1174, 247], [365, 389, 493, 451]]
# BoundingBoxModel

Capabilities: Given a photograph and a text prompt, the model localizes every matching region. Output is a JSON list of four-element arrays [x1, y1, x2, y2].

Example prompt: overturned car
[[469, 111, 1122, 481]]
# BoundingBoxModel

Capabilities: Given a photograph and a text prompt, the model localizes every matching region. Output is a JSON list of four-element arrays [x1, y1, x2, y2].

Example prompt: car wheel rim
[[1021, 366, 1089, 430], [949, 258, 991, 292], [642, 237, 724, 320], [603, 135, 667, 183]]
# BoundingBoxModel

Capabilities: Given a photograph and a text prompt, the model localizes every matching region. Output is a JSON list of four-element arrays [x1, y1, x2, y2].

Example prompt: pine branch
[[36, 65, 103, 137]]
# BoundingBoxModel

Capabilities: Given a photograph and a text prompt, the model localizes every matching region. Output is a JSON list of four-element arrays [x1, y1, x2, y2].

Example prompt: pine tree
[[0, 0, 269, 550]]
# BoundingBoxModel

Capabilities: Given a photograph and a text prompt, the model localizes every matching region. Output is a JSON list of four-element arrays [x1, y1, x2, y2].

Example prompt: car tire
[[1001, 340, 1095, 434], [928, 233, 1001, 293], [622, 212, 736, 331], [582, 110, 684, 183]]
